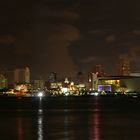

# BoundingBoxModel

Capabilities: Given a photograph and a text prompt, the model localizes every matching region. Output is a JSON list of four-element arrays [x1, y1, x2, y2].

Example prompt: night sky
[[1, 0, 140, 79]]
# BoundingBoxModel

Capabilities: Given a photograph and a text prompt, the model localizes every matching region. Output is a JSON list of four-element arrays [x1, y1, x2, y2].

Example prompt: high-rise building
[[118, 56, 130, 76], [14, 67, 30, 84], [0, 74, 7, 88], [91, 72, 98, 90], [48, 72, 57, 82], [33, 80, 44, 90], [5, 70, 14, 88], [76, 71, 84, 84]]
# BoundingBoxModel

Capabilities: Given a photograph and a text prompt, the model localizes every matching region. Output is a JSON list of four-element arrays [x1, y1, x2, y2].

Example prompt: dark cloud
[[0, 35, 15, 44], [72, 28, 140, 74], [30, 2, 80, 78], [1, 0, 140, 79], [45, 24, 80, 78], [132, 30, 140, 35], [33, 5, 80, 22], [105, 35, 116, 43]]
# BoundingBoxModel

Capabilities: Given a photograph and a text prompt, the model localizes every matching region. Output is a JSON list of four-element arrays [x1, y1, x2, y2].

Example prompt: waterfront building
[[14, 67, 30, 84], [98, 76, 140, 93], [33, 80, 44, 90], [48, 72, 57, 82], [89, 72, 98, 91]]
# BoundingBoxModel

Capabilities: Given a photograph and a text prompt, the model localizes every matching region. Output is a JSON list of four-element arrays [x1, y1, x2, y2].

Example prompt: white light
[[90, 92, 99, 96], [38, 92, 44, 97], [65, 92, 69, 96], [61, 87, 68, 93], [94, 92, 99, 96]]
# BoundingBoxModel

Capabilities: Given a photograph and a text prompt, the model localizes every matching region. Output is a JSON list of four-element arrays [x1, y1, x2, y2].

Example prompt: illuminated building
[[88, 65, 105, 90], [89, 65, 104, 90], [118, 56, 130, 76], [15, 84, 28, 93], [0, 74, 7, 88], [48, 72, 57, 82], [33, 80, 44, 90], [98, 76, 140, 93], [50, 82, 62, 89], [89, 72, 98, 90], [14, 67, 30, 84]]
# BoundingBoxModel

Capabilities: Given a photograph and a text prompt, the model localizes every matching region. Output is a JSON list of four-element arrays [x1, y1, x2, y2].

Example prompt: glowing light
[[70, 82, 74, 86], [89, 78, 91, 82], [94, 92, 99, 96], [65, 92, 69, 96], [98, 85, 111, 92], [38, 92, 44, 97], [38, 110, 43, 140], [61, 87, 69, 93], [89, 99, 101, 140], [64, 77, 69, 83], [90, 92, 99, 96], [38, 97, 43, 140]]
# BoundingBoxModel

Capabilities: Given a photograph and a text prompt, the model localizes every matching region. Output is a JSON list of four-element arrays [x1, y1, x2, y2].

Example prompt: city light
[[37, 92, 44, 97]]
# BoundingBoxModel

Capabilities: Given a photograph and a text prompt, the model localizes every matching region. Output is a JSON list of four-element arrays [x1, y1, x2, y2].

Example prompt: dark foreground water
[[0, 95, 140, 140]]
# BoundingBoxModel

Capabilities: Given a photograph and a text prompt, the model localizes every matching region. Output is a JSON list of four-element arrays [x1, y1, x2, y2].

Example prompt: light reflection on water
[[17, 117, 23, 140], [89, 97, 101, 140], [1, 96, 140, 140], [38, 97, 43, 140], [64, 109, 69, 140]]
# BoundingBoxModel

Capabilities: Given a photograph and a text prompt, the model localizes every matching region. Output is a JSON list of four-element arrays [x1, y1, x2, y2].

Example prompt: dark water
[[0, 96, 140, 140]]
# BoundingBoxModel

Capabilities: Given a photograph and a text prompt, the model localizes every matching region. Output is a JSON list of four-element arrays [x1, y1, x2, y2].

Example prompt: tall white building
[[14, 67, 30, 84], [91, 72, 98, 90]]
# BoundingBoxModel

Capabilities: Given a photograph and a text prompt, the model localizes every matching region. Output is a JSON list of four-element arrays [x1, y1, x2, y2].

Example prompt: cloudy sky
[[1, 0, 140, 79]]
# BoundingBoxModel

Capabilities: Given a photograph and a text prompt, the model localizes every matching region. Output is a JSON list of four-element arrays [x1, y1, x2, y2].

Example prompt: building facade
[[0, 74, 7, 88], [14, 67, 30, 84], [98, 76, 140, 93], [118, 56, 130, 76]]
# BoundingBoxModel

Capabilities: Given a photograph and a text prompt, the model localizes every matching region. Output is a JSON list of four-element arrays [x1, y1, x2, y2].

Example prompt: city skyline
[[1, 0, 140, 78]]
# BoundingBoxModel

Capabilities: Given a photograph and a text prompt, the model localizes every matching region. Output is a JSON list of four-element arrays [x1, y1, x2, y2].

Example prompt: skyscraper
[[5, 70, 14, 88], [14, 67, 30, 84], [118, 56, 130, 76], [0, 74, 7, 88]]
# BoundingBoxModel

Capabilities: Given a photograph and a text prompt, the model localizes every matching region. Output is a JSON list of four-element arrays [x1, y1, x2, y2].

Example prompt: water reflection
[[17, 117, 23, 140], [92, 113, 101, 140], [38, 97, 43, 140], [3, 96, 140, 140], [89, 97, 101, 140], [64, 109, 69, 140]]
